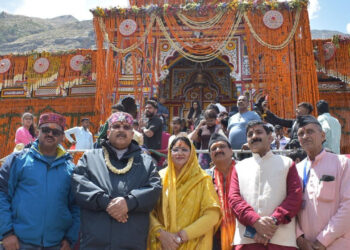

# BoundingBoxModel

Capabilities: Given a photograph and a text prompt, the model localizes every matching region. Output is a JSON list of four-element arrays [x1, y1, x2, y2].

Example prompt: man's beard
[[145, 112, 154, 118]]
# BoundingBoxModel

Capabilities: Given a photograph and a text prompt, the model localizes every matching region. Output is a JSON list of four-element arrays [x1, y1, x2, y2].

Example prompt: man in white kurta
[[65, 118, 93, 150], [296, 115, 350, 250]]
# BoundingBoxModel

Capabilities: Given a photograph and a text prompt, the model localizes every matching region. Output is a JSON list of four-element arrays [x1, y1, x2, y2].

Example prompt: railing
[[0, 149, 293, 166], [68, 149, 293, 158]]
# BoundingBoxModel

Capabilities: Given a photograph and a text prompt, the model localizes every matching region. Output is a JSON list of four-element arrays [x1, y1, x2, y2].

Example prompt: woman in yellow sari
[[148, 136, 222, 250]]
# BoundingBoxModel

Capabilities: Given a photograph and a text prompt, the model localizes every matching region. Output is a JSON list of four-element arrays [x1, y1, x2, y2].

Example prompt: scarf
[[148, 140, 221, 249], [214, 162, 236, 250]]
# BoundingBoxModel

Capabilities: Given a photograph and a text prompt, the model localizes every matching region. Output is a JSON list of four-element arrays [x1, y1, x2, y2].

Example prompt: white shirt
[[317, 113, 341, 154], [271, 136, 291, 150], [65, 126, 93, 150]]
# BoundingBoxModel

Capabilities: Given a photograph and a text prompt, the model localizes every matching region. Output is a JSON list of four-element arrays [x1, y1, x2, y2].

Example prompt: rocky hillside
[[311, 29, 350, 39], [0, 12, 95, 55], [0, 11, 349, 55]]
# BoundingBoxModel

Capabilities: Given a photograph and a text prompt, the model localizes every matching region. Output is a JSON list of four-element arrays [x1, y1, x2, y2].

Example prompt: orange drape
[[0, 97, 98, 159], [244, 8, 319, 117], [313, 38, 350, 84]]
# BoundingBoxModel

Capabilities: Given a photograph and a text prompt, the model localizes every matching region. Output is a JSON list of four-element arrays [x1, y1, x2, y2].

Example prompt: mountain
[[311, 29, 350, 39], [0, 12, 349, 55], [0, 12, 95, 55]]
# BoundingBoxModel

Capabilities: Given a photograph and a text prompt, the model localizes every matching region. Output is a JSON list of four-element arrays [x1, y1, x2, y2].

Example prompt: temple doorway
[[161, 57, 235, 120]]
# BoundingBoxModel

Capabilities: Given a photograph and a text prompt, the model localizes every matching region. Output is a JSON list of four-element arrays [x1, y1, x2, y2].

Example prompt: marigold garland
[[91, 0, 309, 17], [176, 10, 226, 30], [155, 12, 242, 62], [313, 38, 350, 84]]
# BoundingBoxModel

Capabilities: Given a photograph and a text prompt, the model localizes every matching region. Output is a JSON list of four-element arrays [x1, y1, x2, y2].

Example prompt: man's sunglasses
[[41, 127, 64, 137], [110, 124, 132, 130]]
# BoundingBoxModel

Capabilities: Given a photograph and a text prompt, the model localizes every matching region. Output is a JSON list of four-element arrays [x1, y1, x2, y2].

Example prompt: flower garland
[[98, 14, 156, 54], [163, 9, 236, 55], [176, 10, 226, 30], [155, 11, 242, 62], [0, 97, 97, 160], [103, 146, 134, 174], [243, 6, 302, 50], [91, 0, 309, 17]]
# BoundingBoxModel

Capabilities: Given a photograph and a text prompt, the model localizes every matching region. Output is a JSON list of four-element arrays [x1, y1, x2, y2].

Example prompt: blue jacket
[[0, 140, 80, 247]]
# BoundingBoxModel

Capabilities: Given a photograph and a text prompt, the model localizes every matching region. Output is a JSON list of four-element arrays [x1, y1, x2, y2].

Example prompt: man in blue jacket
[[0, 113, 80, 250]]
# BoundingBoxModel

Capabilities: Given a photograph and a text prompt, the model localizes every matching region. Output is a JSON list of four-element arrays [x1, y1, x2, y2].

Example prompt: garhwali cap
[[38, 113, 66, 130], [108, 112, 134, 126]]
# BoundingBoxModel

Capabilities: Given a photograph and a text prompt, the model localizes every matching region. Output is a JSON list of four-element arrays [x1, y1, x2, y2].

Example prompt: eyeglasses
[[41, 127, 63, 137], [171, 147, 190, 154], [111, 124, 132, 130]]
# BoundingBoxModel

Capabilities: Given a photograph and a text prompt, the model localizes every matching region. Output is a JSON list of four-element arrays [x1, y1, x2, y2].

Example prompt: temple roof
[[129, 1, 221, 7]]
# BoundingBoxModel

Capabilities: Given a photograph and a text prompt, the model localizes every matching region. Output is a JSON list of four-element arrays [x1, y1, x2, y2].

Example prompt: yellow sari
[[148, 141, 222, 250]]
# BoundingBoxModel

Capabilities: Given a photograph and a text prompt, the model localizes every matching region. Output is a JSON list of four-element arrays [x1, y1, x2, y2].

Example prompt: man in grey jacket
[[72, 112, 162, 250]]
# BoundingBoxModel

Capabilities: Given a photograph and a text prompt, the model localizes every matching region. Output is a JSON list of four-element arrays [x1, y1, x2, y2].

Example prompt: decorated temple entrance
[[161, 57, 235, 119]]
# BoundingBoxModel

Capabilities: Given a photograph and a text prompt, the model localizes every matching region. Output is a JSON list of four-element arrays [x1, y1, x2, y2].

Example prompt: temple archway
[[161, 56, 235, 119]]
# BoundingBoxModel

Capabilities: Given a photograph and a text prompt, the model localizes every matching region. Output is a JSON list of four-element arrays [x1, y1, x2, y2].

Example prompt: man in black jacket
[[262, 101, 313, 143], [72, 112, 162, 250]]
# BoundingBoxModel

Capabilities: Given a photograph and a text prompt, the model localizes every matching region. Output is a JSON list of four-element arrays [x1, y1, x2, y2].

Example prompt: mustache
[[214, 152, 225, 157], [251, 138, 262, 143], [116, 133, 127, 138], [45, 136, 54, 140]]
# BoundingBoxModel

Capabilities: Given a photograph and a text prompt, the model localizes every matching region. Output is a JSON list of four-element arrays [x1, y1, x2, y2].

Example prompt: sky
[[0, 0, 349, 34]]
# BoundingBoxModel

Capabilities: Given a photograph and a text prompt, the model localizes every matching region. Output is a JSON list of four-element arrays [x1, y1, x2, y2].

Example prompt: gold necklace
[[102, 146, 134, 174]]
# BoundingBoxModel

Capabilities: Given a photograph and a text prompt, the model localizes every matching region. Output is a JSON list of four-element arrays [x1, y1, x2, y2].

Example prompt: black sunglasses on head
[[41, 127, 63, 137]]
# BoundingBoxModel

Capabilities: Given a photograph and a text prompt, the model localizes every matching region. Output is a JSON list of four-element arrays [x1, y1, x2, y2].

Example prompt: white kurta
[[65, 126, 93, 150]]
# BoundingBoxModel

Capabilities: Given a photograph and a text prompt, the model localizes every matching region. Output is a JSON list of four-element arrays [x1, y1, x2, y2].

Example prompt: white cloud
[[308, 0, 320, 19], [14, 0, 130, 20], [347, 23, 350, 34]]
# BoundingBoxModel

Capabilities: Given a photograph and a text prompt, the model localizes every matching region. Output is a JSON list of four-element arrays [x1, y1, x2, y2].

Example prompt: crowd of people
[[0, 96, 349, 250]]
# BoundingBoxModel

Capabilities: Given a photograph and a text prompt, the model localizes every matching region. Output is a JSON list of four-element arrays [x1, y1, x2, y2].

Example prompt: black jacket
[[72, 141, 162, 250], [264, 111, 299, 140]]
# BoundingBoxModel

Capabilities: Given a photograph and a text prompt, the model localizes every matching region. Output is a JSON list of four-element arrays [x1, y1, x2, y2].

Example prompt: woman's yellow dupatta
[[148, 140, 221, 250]]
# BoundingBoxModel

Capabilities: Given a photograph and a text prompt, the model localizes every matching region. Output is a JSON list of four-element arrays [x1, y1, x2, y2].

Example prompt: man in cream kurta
[[228, 121, 302, 249], [295, 115, 350, 250]]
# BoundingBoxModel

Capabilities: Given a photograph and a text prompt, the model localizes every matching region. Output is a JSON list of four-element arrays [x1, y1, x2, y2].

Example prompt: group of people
[[0, 95, 348, 250]]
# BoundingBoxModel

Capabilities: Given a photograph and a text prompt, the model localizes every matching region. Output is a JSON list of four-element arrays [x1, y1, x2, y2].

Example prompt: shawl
[[214, 163, 236, 250], [148, 140, 221, 249]]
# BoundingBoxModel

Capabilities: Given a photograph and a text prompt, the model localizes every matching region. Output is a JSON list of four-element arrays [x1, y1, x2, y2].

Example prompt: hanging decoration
[[313, 37, 350, 84], [119, 19, 137, 36], [263, 10, 284, 29], [0, 59, 11, 74], [244, 7, 302, 50], [92, 0, 317, 125], [156, 11, 243, 62], [33, 58, 50, 74], [70, 55, 85, 71], [91, 0, 308, 17], [244, 7, 319, 119], [0, 97, 98, 160], [176, 10, 225, 30], [323, 42, 336, 61]]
